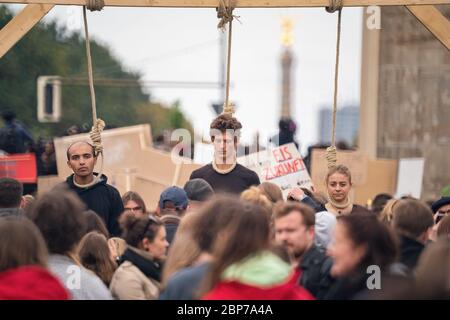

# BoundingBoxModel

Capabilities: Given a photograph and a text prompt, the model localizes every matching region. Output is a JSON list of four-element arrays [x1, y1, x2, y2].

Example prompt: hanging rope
[[325, 0, 343, 169], [83, 4, 105, 186], [217, 0, 239, 116], [86, 0, 105, 12]]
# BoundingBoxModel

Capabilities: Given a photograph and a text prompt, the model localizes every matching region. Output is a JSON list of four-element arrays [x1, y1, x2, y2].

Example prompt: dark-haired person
[[325, 213, 398, 300], [110, 215, 169, 300], [84, 210, 110, 238], [437, 214, 450, 239], [183, 178, 214, 212], [430, 196, 450, 241], [0, 110, 34, 154], [371, 193, 393, 217], [273, 201, 334, 299], [392, 199, 434, 271], [28, 187, 112, 300], [0, 177, 24, 218], [65, 141, 123, 236], [157, 186, 189, 245], [189, 112, 260, 194], [0, 218, 69, 300]]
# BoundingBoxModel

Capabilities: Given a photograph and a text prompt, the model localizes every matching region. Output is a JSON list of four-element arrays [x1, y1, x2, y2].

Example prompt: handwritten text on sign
[[238, 143, 313, 199]]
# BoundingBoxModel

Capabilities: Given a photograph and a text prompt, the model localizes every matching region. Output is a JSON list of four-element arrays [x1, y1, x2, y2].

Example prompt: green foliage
[[442, 186, 450, 197], [0, 6, 192, 139]]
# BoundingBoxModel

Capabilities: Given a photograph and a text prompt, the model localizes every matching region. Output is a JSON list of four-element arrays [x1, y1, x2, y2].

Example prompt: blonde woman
[[323, 165, 369, 216]]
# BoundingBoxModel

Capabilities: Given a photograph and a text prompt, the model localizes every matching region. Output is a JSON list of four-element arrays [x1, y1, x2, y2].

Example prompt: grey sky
[[11, 5, 363, 155]]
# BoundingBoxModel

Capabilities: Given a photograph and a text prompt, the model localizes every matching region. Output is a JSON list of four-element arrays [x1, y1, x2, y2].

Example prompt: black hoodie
[[65, 173, 123, 237]]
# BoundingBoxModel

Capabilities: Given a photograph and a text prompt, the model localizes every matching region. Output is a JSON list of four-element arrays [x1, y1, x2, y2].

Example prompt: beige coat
[[109, 247, 161, 300]]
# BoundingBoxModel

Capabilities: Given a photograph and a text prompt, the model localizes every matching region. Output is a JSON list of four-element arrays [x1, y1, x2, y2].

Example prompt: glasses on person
[[124, 206, 143, 212], [436, 209, 450, 224]]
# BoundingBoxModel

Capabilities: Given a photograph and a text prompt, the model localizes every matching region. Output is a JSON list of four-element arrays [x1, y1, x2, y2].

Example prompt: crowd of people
[[0, 111, 448, 300]]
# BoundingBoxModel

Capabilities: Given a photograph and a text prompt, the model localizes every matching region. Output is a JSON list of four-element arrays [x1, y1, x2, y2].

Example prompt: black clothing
[[323, 271, 369, 300], [0, 121, 34, 154], [65, 173, 123, 237], [399, 235, 425, 271], [160, 214, 181, 245], [298, 244, 334, 299], [189, 163, 260, 195], [119, 247, 162, 282]]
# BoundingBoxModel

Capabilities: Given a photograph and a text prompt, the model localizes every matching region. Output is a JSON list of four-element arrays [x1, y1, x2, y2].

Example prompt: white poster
[[238, 143, 313, 199], [395, 158, 425, 199]]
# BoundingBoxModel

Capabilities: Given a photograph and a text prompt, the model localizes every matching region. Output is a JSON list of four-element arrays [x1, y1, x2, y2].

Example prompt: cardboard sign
[[395, 158, 425, 199], [0, 153, 37, 183], [311, 149, 369, 186], [238, 143, 313, 198]]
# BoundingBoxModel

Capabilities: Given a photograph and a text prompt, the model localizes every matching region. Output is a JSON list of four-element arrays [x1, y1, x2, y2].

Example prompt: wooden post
[[359, 9, 381, 158], [406, 5, 450, 50], [171, 161, 183, 186], [0, 4, 54, 59]]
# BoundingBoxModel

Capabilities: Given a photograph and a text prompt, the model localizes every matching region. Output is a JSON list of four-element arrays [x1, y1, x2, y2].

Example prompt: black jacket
[[160, 214, 181, 245], [323, 271, 369, 300], [399, 235, 425, 271], [119, 247, 162, 282], [65, 174, 123, 237], [298, 244, 334, 299]]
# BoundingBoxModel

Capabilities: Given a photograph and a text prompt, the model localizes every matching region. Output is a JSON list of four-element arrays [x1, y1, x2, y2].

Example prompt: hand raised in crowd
[[287, 187, 305, 201]]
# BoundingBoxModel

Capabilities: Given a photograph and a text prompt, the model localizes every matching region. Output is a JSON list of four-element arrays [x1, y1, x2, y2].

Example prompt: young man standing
[[65, 141, 123, 236], [189, 113, 260, 194]]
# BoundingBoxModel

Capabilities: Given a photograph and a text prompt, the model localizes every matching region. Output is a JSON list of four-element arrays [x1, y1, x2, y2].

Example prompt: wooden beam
[[0, 4, 55, 59], [359, 9, 380, 158], [406, 5, 450, 50], [0, 0, 449, 8]]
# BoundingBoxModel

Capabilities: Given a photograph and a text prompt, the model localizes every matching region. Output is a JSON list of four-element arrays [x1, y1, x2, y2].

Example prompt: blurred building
[[359, 6, 450, 200], [318, 106, 359, 147]]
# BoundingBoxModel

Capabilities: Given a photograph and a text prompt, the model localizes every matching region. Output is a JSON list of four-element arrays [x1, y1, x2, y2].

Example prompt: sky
[[10, 5, 363, 155]]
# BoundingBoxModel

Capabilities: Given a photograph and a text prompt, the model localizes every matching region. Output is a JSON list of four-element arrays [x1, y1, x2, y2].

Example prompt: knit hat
[[183, 178, 214, 202], [431, 197, 450, 213]]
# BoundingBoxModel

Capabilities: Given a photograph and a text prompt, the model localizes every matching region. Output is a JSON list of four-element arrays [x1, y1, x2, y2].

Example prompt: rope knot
[[90, 118, 105, 156], [86, 0, 105, 12], [217, 0, 239, 31], [222, 102, 235, 116], [326, 0, 343, 13], [326, 146, 338, 169]]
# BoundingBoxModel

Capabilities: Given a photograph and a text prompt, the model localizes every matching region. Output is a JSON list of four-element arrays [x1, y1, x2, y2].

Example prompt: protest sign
[[0, 153, 37, 183], [238, 143, 313, 199]]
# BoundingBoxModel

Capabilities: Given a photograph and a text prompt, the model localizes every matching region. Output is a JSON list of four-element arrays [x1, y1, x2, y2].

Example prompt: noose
[[325, 0, 343, 169], [82, 0, 105, 187], [217, 0, 239, 116]]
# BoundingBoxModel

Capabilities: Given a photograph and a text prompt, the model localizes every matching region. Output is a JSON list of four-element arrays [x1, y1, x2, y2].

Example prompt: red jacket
[[0, 265, 69, 300], [203, 269, 314, 300]]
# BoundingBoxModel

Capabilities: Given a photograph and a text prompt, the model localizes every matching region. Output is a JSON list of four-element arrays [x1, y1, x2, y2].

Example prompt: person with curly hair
[[189, 112, 260, 194]]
